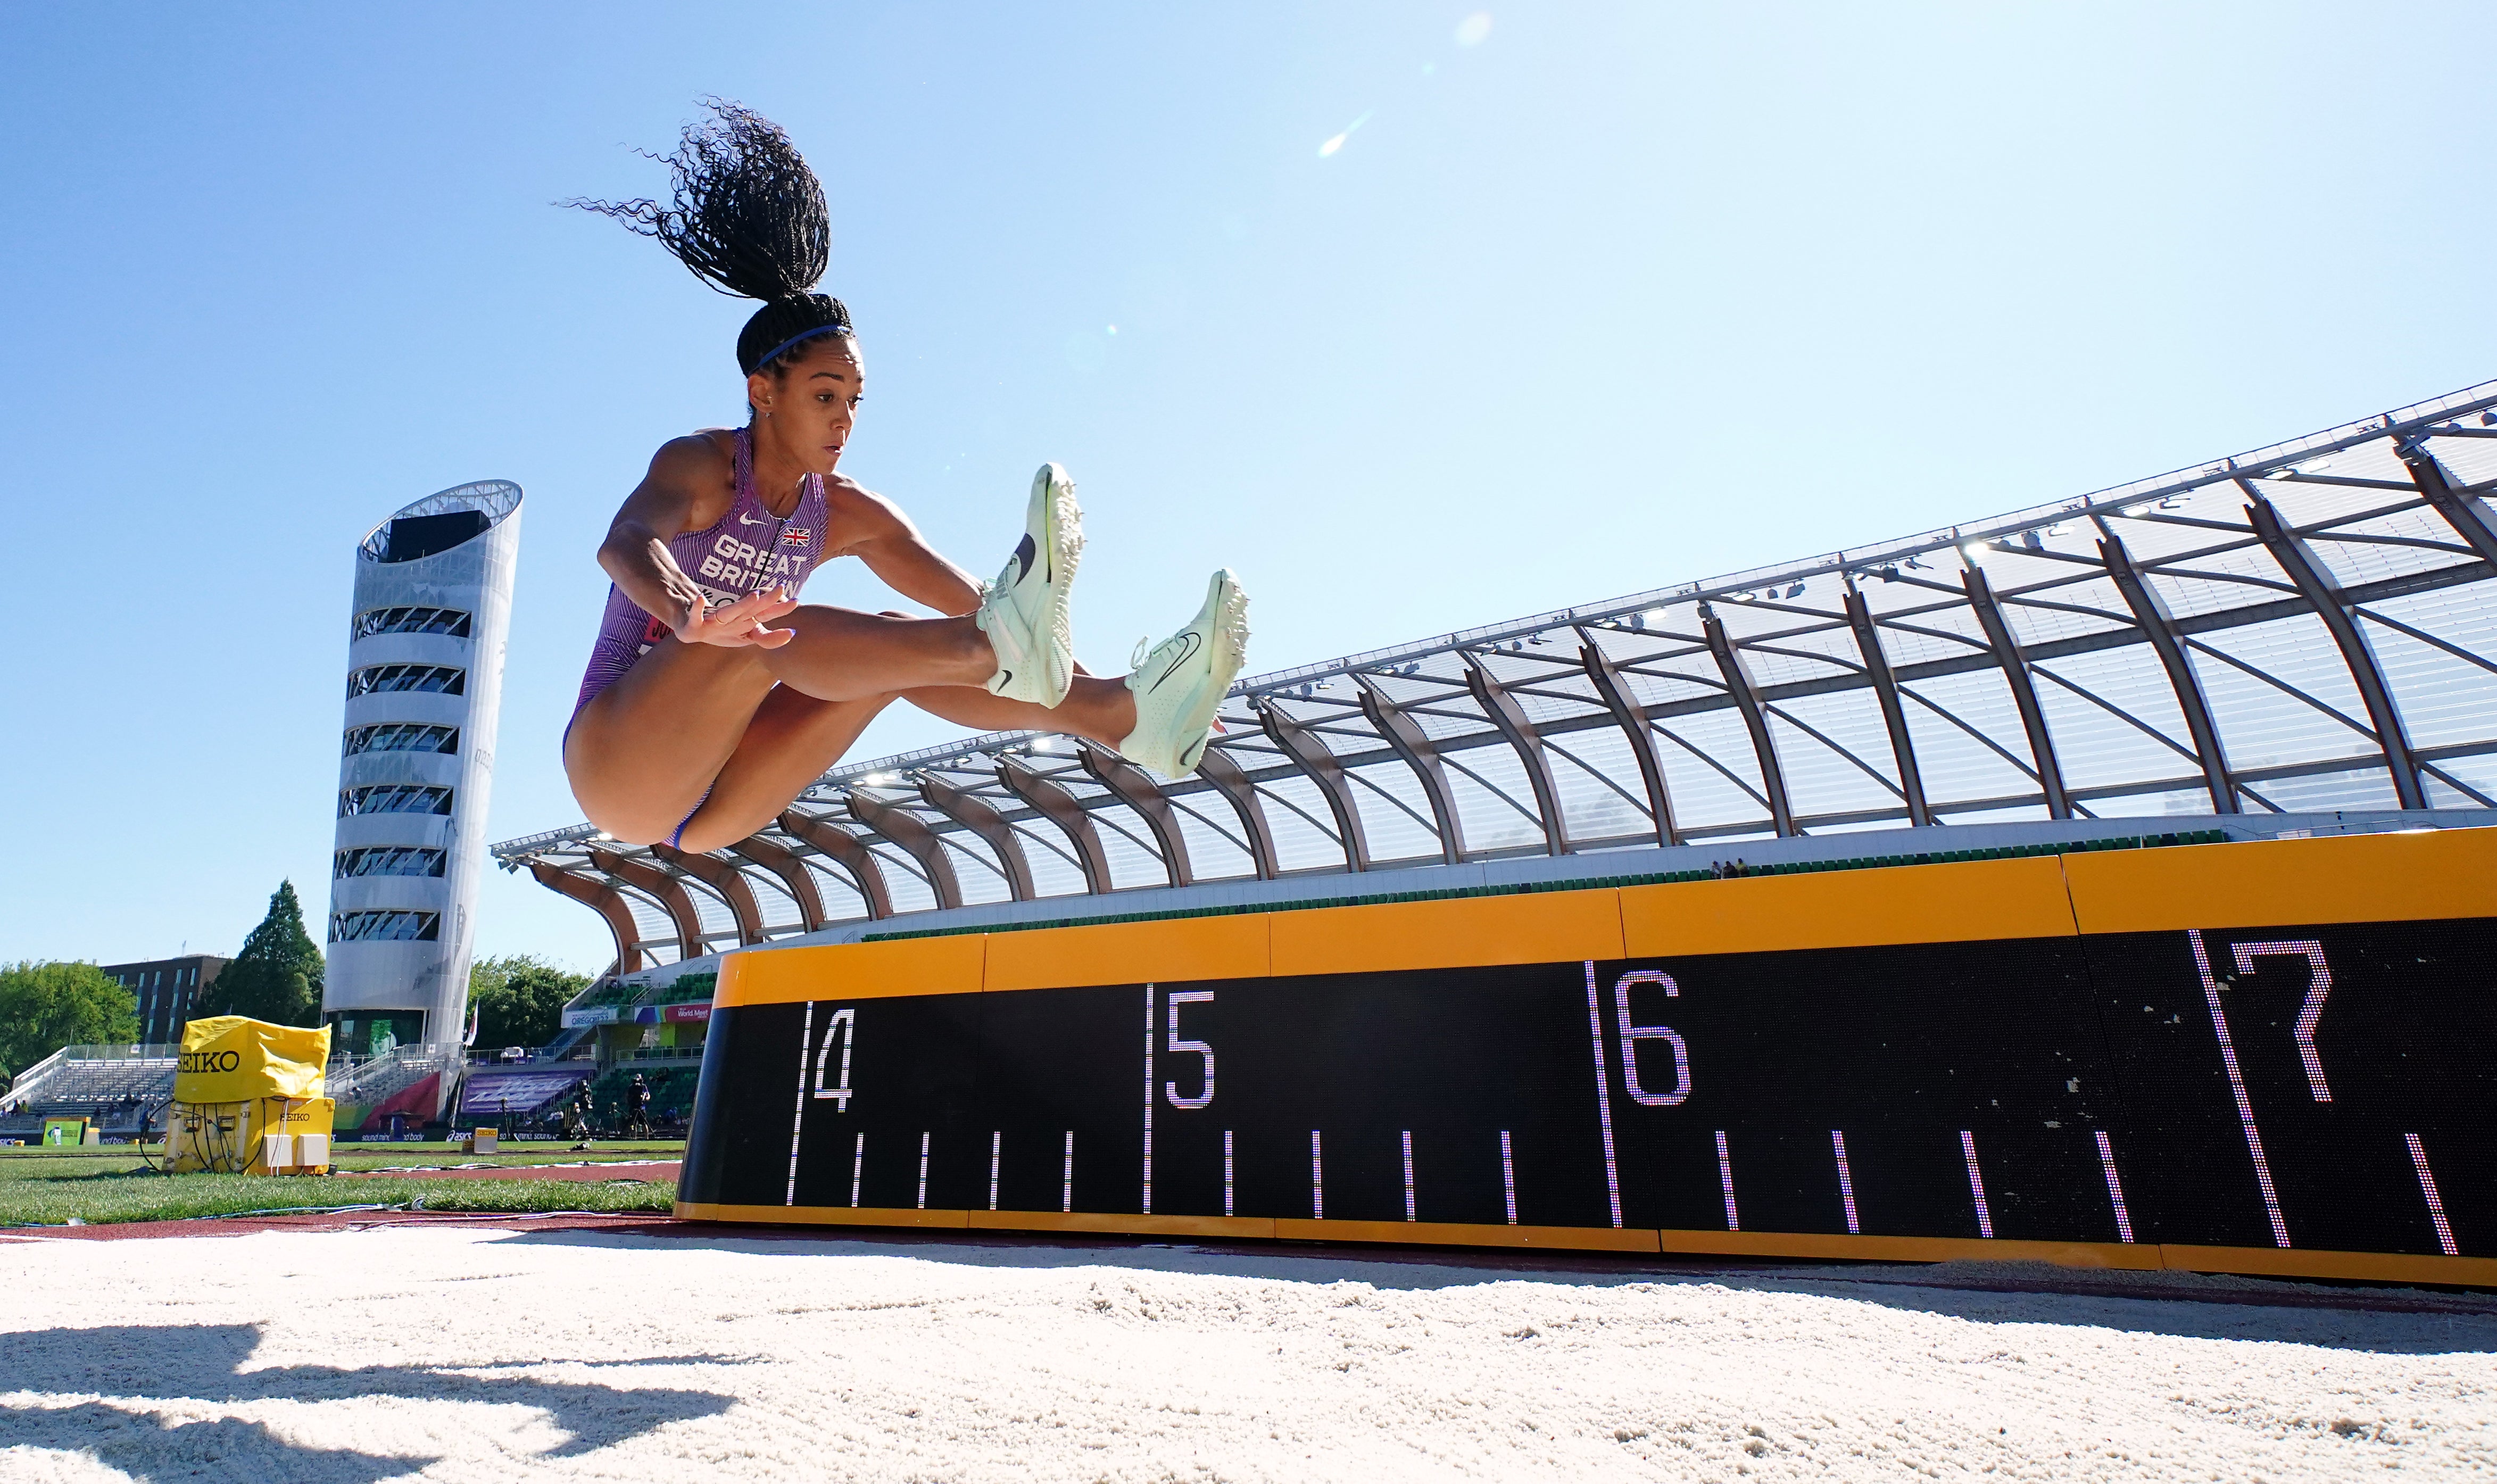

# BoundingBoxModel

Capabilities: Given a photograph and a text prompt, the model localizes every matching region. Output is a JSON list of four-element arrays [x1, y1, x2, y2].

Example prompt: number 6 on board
[[1164, 990, 1215, 1109], [1614, 971, 1690, 1106]]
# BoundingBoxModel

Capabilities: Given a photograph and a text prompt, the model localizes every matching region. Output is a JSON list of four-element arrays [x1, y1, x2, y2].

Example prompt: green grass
[[0, 1151, 677, 1227]]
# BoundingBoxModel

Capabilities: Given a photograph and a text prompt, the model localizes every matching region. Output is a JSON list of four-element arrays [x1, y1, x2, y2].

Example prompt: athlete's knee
[[827, 686, 906, 715]]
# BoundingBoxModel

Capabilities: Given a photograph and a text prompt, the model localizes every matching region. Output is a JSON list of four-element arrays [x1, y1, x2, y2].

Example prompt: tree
[[0, 962, 139, 1083], [211, 881, 325, 1028], [467, 954, 588, 1049]]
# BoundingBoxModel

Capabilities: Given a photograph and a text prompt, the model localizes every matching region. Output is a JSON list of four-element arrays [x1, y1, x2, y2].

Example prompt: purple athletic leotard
[[572, 426, 833, 723]]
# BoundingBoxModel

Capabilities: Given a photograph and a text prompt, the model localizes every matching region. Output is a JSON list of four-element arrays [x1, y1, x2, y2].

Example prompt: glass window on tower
[[338, 785, 454, 817], [353, 606, 473, 640], [328, 910, 439, 943], [334, 847, 449, 878], [345, 664, 466, 700], [343, 724, 459, 757]]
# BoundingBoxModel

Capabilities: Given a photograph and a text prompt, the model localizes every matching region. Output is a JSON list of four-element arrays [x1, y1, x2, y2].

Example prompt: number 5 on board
[[1165, 990, 1215, 1109]]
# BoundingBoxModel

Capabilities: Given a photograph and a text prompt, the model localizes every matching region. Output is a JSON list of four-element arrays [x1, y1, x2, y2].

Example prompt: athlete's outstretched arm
[[600, 437, 800, 648], [832, 479, 984, 616]]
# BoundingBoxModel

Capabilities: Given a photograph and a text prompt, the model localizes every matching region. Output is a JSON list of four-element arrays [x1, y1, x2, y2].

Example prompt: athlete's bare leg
[[658, 684, 897, 851], [895, 678, 1136, 742], [753, 607, 993, 700], [668, 677, 1135, 852], [843, 607, 1139, 747], [565, 602, 1137, 849], [567, 603, 988, 844]]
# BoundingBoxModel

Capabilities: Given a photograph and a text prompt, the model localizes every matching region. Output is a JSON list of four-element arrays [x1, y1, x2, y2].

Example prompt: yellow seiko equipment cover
[[175, 1016, 331, 1103]]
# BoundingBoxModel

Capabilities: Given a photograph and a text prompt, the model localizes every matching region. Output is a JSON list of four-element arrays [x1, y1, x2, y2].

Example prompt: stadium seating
[[0, 1045, 178, 1138]]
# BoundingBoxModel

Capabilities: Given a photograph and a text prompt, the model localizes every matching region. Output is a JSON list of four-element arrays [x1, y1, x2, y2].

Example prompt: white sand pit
[[3, 1224, 2494, 1480]]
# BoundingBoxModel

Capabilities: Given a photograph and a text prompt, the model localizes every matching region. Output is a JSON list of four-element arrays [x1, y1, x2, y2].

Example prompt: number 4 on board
[[812, 1006, 856, 1110]]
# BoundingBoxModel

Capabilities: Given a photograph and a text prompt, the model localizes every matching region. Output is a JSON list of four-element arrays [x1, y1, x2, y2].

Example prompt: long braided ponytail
[[570, 99, 853, 377]]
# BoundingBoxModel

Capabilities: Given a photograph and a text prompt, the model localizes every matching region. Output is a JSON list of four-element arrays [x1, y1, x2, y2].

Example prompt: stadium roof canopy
[[494, 380, 2497, 973]]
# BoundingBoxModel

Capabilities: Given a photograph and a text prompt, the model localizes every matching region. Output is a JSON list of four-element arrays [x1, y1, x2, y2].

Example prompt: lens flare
[[1455, 12, 1492, 46], [1318, 111, 1373, 157]]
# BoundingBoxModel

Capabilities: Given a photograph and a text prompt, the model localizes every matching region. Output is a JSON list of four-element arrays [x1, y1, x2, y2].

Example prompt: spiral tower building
[[325, 480, 522, 1059]]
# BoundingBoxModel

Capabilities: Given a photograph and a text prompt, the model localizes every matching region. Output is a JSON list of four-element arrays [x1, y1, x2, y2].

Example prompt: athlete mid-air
[[561, 102, 1248, 851]]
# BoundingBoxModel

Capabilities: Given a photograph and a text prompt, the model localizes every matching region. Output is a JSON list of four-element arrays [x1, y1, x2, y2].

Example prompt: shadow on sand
[[0, 1322, 738, 1480]]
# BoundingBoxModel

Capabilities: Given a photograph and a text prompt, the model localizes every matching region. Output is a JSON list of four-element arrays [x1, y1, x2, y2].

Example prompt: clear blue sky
[[4, 3, 2491, 976]]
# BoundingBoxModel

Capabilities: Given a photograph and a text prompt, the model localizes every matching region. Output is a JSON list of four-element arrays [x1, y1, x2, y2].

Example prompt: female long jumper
[[562, 103, 1248, 852]]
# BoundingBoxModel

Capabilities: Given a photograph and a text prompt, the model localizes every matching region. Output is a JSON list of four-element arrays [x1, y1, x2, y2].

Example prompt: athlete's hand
[[674, 583, 799, 649]]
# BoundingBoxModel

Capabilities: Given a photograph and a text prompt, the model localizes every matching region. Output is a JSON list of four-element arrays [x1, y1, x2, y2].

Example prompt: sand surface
[[3, 1225, 2493, 1480]]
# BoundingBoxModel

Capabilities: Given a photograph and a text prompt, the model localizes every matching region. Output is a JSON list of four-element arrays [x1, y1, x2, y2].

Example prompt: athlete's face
[[750, 337, 864, 475]]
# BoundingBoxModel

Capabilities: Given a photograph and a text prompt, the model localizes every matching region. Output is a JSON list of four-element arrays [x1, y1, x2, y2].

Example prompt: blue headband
[[750, 321, 851, 374]]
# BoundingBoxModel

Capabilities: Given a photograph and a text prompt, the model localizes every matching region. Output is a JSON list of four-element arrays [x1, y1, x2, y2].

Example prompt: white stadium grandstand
[[496, 382, 2497, 987]]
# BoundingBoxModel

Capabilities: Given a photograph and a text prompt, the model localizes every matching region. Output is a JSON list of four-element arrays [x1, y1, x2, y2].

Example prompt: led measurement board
[[677, 832, 2497, 1280]]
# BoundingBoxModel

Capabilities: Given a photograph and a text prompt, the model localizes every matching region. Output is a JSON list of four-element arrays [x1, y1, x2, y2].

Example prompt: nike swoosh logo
[[738, 513, 767, 527], [1149, 632, 1202, 693], [997, 669, 1013, 689]]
